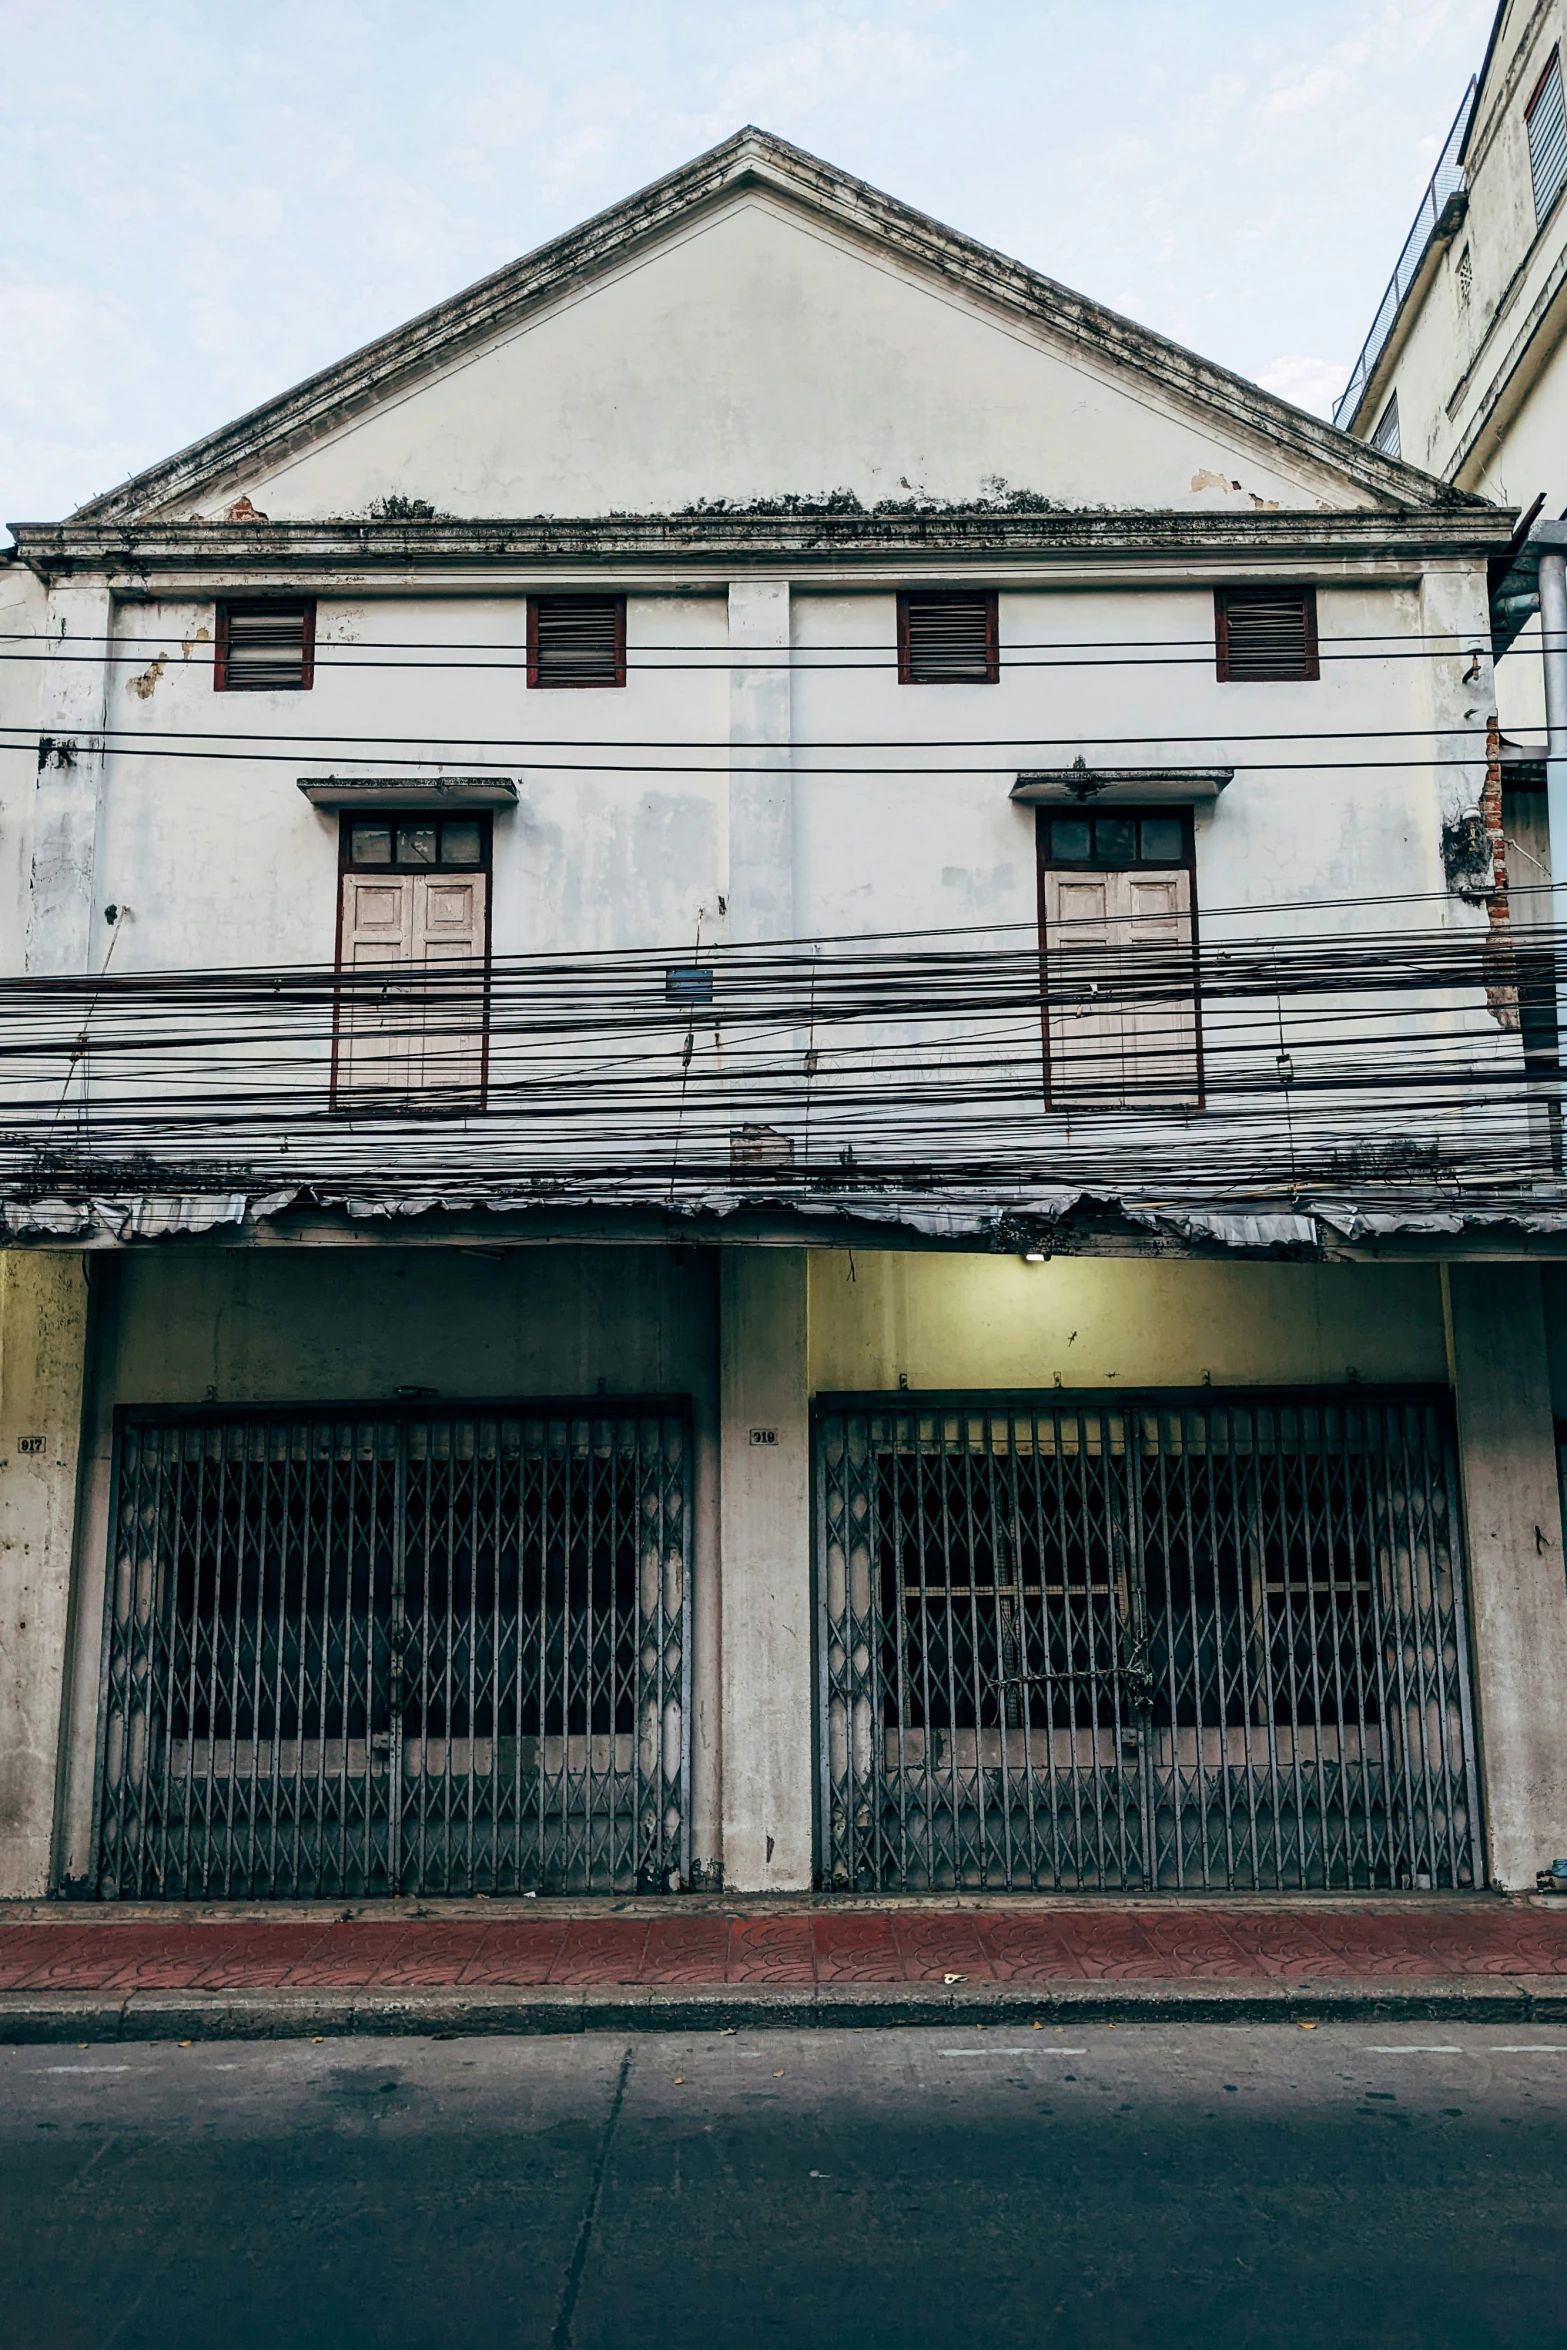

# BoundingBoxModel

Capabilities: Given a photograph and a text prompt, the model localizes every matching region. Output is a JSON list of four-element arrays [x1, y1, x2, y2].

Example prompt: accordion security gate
[[817, 1392, 1482, 1893], [94, 1402, 691, 1900]]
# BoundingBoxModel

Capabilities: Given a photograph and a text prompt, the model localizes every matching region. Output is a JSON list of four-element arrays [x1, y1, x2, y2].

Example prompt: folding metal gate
[[817, 1392, 1481, 1892], [94, 1402, 691, 1899]]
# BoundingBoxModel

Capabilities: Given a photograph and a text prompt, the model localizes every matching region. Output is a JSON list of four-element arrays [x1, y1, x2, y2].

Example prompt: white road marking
[[1365, 2046, 1462, 2055], [1488, 2045, 1567, 2054], [939, 2047, 1087, 2057], [36, 2064, 132, 2075]]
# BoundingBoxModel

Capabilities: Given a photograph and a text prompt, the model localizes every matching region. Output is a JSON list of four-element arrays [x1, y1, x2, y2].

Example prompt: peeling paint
[[125, 654, 166, 701]]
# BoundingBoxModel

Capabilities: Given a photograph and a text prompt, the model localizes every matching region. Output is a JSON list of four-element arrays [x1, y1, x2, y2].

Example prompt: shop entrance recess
[[816, 1392, 1481, 1892], [93, 1401, 691, 1899]]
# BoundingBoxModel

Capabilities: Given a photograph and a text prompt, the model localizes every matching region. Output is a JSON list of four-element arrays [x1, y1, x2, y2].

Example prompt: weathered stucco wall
[[84, 591, 728, 975], [0, 1255, 89, 1898], [1468, 303, 1567, 514], [215, 194, 1362, 524], [792, 579, 1451, 948], [18, 572, 1475, 988], [1481, 330, 1567, 740], [808, 1253, 1450, 1392], [0, 562, 45, 967], [1351, 0, 1567, 488]]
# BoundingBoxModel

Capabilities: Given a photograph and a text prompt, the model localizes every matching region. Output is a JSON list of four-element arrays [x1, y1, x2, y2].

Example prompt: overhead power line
[[0, 626, 1501, 655], [0, 736, 1532, 779], [0, 719, 1533, 753], [2, 916, 1560, 1219]]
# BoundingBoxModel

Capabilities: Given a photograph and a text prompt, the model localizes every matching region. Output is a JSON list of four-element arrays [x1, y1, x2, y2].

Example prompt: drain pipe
[[1539, 532, 1567, 1046]]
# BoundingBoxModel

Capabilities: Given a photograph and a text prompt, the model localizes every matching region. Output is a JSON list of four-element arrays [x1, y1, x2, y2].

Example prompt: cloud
[[714, 16, 961, 118], [1262, 64, 1356, 121], [1255, 353, 1352, 418], [460, 74, 550, 151], [0, 282, 155, 431], [0, 0, 1495, 522]]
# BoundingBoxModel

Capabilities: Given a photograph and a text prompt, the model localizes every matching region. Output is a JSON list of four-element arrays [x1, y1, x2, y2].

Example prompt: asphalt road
[[5, 2022, 1567, 2349]]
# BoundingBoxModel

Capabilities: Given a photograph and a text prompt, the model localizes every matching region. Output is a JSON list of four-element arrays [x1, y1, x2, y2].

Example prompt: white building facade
[[1336, 2, 1567, 842], [2, 131, 1565, 1910]]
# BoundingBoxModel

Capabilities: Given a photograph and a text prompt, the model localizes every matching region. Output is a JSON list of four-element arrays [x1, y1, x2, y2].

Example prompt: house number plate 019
[[749, 1428, 778, 1446]]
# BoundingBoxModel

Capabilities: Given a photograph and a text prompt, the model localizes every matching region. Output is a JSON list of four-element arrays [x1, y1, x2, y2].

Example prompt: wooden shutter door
[[411, 872, 487, 1100], [1045, 867, 1197, 1108], [1119, 871, 1197, 1105], [338, 873, 415, 1100], [1045, 874, 1120, 1103]]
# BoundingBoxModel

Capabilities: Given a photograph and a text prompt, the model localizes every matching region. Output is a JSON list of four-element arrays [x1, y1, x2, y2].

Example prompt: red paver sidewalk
[[4, 1904, 1567, 1993]]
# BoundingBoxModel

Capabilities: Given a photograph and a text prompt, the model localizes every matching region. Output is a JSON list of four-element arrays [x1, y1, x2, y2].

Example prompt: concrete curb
[[1, 1976, 1560, 2043]]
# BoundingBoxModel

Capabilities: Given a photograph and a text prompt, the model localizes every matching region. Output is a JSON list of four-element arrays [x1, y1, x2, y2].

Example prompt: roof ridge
[[61, 125, 1480, 527]]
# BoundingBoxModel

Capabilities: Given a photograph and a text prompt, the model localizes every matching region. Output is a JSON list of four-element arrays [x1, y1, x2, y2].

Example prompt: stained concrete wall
[[1447, 1263, 1567, 1890], [99, 1246, 714, 1403], [0, 1255, 89, 1898], [1545, 1263, 1567, 1420], [809, 1253, 1450, 1393], [719, 1250, 811, 1892]]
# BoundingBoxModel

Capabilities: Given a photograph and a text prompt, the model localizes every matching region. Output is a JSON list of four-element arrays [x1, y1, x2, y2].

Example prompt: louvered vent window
[[1215, 586, 1319, 683], [1527, 51, 1567, 225], [215, 600, 315, 691], [898, 590, 999, 684], [1371, 393, 1401, 458], [528, 595, 626, 688]]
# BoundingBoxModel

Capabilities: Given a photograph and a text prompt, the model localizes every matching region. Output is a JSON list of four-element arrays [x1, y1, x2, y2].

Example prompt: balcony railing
[[1334, 79, 1476, 432]]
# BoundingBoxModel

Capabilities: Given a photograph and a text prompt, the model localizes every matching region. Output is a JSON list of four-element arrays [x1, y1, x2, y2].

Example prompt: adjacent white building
[[1336, 2, 1567, 870], [2, 130, 1564, 1913]]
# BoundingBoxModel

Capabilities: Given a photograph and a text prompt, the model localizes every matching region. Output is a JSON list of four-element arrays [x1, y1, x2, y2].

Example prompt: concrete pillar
[[0, 1254, 90, 1897], [27, 580, 112, 976], [689, 1260, 723, 1890], [719, 1247, 812, 1890], [1447, 1262, 1567, 1890], [726, 579, 794, 943]]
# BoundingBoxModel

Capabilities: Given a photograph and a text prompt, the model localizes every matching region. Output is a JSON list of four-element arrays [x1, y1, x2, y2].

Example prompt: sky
[[1, 0, 1496, 530]]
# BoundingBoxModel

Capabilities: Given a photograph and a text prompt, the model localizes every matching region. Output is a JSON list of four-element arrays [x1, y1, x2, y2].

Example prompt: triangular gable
[[69, 128, 1480, 526]]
